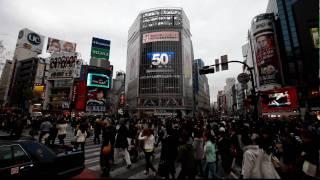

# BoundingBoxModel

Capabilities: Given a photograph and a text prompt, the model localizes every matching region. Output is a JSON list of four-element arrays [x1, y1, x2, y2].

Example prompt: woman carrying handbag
[[100, 119, 116, 177]]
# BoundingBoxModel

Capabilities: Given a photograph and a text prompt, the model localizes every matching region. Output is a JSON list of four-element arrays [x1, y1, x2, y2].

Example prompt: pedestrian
[[193, 129, 205, 177], [100, 119, 116, 177], [217, 127, 233, 177], [74, 125, 87, 151], [56, 119, 68, 145], [203, 132, 218, 179], [49, 119, 58, 145], [177, 130, 196, 179], [139, 126, 157, 176], [241, 133, 280, 179], [94, 118, 102, 144], [114, 118, 132, 169], [39, 118, 52, 145]]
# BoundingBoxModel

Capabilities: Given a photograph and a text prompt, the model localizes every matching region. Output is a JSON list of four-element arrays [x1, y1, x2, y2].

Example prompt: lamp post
[[200, 60, 259, 122]]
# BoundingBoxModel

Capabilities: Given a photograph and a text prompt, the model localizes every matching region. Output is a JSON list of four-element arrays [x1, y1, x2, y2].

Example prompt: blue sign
[[92, 37, 111, 49], [147, 52, 175, 66], [87, 73, 110, 88]]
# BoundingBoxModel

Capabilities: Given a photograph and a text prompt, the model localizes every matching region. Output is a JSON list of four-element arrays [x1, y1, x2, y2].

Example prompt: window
[[0, 146, 13, 168], [12, 145, 30, 165]]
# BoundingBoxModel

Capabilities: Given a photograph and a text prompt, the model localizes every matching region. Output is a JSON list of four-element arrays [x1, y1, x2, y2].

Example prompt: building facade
[[193, 59, 210, 115], [126, 8, 194, 117], [266, 0, 319, 113], [0, 60, 12, 106]]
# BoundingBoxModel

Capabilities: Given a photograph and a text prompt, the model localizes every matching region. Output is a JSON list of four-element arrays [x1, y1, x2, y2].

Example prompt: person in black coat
[[100, 119, 116, 177], [114, 118, 132, 168]]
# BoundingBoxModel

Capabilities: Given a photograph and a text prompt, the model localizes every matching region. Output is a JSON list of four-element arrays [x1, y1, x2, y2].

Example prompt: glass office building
[[126, 8, 194, 117]]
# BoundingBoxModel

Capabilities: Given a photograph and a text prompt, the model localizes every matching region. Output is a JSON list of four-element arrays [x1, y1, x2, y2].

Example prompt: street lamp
[[200, 60, 259, 122]]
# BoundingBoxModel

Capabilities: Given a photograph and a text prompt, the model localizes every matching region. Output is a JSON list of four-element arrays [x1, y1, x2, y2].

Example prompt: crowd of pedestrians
[[1, 110, 320, 179]]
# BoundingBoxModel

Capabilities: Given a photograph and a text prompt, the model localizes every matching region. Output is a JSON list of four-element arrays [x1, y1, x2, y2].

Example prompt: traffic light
[[221, 55, 228, 70], [215, 59, 220, 72], [199, 66, 215, 75]]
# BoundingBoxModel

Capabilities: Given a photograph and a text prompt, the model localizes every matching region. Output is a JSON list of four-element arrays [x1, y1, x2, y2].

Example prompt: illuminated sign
[[87, 73, 110, 88], [147, 52, 175, 66], [143, 31, 179, 43], [261, 87, 298, 113]]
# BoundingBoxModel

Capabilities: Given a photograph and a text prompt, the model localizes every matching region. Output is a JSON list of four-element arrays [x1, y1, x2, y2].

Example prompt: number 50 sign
[[147, 52, 175, 66]]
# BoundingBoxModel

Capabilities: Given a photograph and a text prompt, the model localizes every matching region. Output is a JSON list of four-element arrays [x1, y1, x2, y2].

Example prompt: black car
[[0, 136, 84, 177]]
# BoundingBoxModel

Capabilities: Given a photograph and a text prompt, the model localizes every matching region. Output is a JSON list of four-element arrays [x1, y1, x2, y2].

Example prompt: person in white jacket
[[56, 119, 68, 145], [139, 127, 157, 176], [75, 128, 87, 151], [241, 133, 280, 179]]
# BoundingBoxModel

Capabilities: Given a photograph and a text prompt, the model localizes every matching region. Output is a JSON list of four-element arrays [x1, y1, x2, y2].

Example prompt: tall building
[[266, 0, 319, 109], [109, 71, 126, 114], [193, 59, 210, 115], [10, 57, 46, 110], [126, 8, 194, 117], [0, 60, 12, 106], [224, 78, 236, 114]]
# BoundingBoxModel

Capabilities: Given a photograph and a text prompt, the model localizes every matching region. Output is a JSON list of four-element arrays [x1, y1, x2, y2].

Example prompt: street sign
[[199, 66, 215, 75], [237, 73, 250, 84]]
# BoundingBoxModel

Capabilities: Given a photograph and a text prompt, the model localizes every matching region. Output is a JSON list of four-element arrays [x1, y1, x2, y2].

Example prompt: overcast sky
[[0, 0, 268, 103]]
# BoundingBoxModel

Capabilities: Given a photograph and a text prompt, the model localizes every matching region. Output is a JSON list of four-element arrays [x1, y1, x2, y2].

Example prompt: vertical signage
[[91, 37, 111, 60]]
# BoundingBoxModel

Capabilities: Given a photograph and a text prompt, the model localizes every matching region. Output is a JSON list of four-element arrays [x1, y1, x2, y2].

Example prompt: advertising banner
[[87, 73, 110, 89], [48, 53, 82, 79], [16, 28, 45, 54], [47, 37, 77, 53], [34, 63, 45, 84], [91, 37, 110, 60], [143, 31, 179, 43], [86, 87, 106, 112], [75, 81, 87, 110], [252, 18, 282, 90], [260, 87, 298, 113]]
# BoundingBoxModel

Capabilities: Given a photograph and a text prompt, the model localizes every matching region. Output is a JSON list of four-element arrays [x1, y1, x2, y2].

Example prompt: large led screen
[[87, 73, 110, 88], [147, 52, 175, 66], [261, 87, 298, 113]]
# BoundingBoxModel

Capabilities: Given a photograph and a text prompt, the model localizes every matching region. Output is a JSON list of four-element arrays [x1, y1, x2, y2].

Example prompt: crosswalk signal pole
[[199, 60, 259, 122]]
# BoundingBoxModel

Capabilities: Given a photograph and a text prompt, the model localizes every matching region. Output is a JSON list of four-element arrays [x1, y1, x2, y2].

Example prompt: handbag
[[302, 160, 317, 177], [102, 143, 112, 155]]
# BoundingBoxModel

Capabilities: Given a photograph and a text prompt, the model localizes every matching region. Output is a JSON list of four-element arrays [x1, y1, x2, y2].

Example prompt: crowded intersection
[[0, 0, 319, 179]]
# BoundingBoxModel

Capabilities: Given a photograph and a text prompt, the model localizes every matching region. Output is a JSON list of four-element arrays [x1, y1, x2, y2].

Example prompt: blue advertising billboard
[[146, 52, 175, 66]]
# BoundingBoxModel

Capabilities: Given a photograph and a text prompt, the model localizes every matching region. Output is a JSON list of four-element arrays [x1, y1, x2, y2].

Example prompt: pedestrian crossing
[[2, 126, 240, 179]]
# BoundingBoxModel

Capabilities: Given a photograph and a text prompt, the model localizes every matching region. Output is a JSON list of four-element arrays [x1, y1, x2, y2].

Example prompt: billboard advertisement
[[16, 28, 45, 54], [91, 37, 110, 60], [251, 17, 282, 90], [47, 37, 77, 53], [86, 87, 106, 112], [147, 52, 175, 66], [75, 81, 87, 110], [143, 31, 179, 43], [48, 53, 82, 79], [260, 87, 298, 113], [87, 73, 110, 88]]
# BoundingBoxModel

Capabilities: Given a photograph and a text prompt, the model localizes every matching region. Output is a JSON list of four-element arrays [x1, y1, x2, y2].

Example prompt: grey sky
[[0, 0, 268, 103]]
